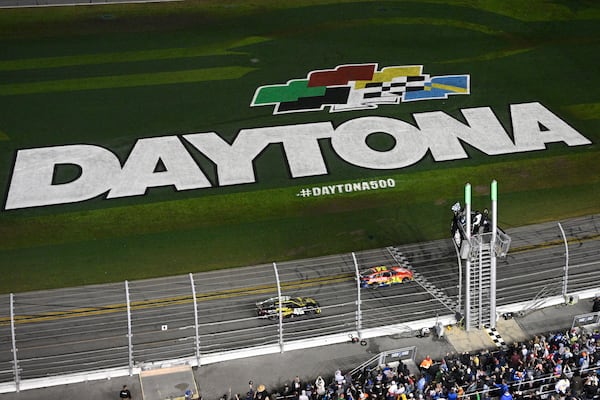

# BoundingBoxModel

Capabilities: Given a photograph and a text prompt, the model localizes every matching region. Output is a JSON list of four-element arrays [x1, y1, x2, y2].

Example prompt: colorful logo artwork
[[251, 64, 470, 114]]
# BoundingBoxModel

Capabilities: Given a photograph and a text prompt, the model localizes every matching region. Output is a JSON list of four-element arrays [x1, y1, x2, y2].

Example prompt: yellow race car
[[256, 296, 321, 319]]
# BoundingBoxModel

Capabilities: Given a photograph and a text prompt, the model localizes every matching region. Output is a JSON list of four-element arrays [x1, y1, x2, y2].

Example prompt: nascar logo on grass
[[251, 64, 469, 114]]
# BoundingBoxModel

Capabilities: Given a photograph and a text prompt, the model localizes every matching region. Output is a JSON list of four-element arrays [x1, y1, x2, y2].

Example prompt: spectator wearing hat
[[246, 382, 256, 400], [578, 351, 589, 372], [254, 385, 267, 400], [447, 386, 458, 400]]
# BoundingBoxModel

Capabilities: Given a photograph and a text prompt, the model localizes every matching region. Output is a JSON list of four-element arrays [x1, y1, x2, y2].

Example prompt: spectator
[[268, 326, 600, 400], [593, 297, 600, 312], [293, 376, 303, 394], [447, 386, 458, 400], [256, 385, 269, 400], [500, 389, 513, 400], [282, 383, 292, 397], [579, 351, 590, 372], [119, 385, 132, 399], [335, 370, 345, 385], [420, 355, 433, 375], [584, 373, 598, 398], [555, 375, 570, 395], [316, 376, 326, 396], [416, 376, 426, 394], [246, 382, 255, 400]]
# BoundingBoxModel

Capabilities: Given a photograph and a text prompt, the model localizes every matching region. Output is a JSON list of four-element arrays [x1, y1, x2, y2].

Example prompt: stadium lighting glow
[[465, 183, 471, 206]]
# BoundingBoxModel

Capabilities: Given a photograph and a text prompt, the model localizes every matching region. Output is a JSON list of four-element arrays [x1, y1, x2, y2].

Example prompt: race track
[[0, 215, 599, 383]]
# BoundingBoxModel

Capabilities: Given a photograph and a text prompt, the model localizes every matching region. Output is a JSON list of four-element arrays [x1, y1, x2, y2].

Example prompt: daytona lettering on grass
[[4, 102, 592, 210], [297, 179, 396, 197]]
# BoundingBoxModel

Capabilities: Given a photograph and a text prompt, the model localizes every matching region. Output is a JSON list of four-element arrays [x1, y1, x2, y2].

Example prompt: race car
[[256, 295, 321, 319], [359, 265, 414, 289]]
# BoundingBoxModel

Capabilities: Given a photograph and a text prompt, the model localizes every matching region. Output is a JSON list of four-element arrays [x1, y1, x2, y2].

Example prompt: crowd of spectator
[[412, 328, 600, 400], [240, 327, 600, 400]]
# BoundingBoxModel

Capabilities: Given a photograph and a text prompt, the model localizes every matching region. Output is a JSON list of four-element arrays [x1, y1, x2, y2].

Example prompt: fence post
[[558, 222, 569, 297], [352, 252, 362, 339], [273, 262, 284, 353], [125, 280, 133, 376], [189, 273, 201, 367], [10, 293, 20, 392]]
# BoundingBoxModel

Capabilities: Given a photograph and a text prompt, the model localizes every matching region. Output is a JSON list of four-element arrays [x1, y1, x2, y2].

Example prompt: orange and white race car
[[359, 265, 414, 289]]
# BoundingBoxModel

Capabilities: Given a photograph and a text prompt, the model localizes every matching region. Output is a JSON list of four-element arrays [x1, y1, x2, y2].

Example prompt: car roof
[[361, 265, 410, 275], [362, 265, 393, 274]]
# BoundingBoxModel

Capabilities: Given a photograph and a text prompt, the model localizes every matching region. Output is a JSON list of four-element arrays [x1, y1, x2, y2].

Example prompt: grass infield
[[0, 0, 599, 293]]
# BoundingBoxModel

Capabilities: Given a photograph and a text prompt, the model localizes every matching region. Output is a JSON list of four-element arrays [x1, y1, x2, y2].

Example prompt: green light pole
[[490, 180, 497, 328]]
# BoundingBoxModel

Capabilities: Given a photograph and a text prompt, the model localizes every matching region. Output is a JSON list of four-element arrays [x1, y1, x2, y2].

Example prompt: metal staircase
[[467, 235, 492, 330]]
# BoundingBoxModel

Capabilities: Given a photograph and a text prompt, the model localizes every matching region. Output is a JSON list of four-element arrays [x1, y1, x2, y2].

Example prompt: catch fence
[[1, 215, 599, 393]]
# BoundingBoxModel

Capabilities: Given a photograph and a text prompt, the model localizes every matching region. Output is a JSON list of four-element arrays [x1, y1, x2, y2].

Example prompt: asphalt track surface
[[0, 277, 598, 400], [0, 214, 599, 397]]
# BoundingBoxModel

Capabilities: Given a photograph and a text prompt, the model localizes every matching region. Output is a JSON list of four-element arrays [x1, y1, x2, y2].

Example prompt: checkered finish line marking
[[485, 326, 508, 350]]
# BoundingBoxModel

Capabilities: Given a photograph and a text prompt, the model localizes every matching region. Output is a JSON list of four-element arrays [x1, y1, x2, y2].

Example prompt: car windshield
[[258, 296, 290, 308]]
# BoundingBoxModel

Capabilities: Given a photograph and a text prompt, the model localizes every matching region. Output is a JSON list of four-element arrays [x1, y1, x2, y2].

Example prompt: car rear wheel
[[402, 277, 411, 283]]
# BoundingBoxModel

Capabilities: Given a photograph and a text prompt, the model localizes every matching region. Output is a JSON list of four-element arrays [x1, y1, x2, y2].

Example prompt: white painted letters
[[3, 102, 592, 210], [331, 117, 428, 169], [107, 136, 212, 199], [510, 102, 592, 151], [6, 145, 121, 209]]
